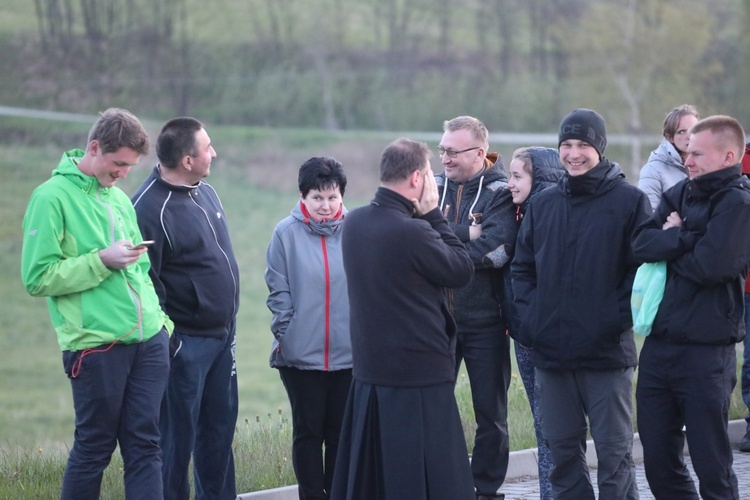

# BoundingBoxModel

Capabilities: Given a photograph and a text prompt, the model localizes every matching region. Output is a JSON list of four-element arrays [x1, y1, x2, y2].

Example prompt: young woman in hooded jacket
[[638, 104, 699, 211], [265, 157, 352, 500], [503, 146, 565, 500]]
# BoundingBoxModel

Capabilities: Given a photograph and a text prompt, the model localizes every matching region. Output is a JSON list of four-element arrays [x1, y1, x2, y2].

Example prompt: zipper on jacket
[[98, 188, 143, 337], [453, 185, 464, 223], [190, 192, 239, 319], [321, 235, 331, 371]]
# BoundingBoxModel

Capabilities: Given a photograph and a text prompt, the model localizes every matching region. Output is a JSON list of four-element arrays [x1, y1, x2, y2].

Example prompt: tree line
[[6, 0, 750, 139]]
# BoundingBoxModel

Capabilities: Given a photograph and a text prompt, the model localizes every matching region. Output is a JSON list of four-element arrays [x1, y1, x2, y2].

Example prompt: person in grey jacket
[[436, 116, 517, 500], [265, 157, 352, 500], [638, 104, 700, 210]]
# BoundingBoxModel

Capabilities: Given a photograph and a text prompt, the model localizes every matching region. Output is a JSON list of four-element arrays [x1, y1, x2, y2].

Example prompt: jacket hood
[[647, 139, 686, 173], [521, 147, 565, 213], [52, 149, 102, 194], [437, 152, 507, 212], [291, 199, 347, 237], [560, 158, 626, 197], [482, 152, 508, 183]]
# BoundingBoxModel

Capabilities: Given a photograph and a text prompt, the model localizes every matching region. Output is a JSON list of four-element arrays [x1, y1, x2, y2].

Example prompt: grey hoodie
[[265, 200, 352, 371]]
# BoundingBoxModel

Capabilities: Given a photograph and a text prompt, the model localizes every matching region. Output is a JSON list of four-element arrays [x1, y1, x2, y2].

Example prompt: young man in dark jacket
[[633, 115, 750, 499], [512, 109, 650, 499], [132, 117, 240, 500], [436, 116, 517, 500]]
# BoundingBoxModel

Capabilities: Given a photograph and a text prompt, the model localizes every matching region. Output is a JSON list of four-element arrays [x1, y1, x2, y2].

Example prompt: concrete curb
[[236, 419, 747, 499]]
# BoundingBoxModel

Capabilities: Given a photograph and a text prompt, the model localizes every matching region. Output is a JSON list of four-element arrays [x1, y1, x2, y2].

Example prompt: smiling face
[[84, 141, 141, 187], [684, 129, 733, 180], [558, 139, 600, 176], [301, 185, 343, 221], [439, 128, 485, 184], [507, 157, 533, 205]]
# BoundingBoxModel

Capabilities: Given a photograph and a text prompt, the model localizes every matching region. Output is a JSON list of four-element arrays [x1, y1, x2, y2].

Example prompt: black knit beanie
[[558, 108, 607, 159]]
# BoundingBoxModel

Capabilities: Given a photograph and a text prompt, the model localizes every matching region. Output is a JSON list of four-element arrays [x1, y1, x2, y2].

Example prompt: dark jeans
[[279, 366, 352, 500], [454, 327, 511, 496], [161, 330, 238, 500], [637, 337, 739, 499], [61, 329, 169, 500], [742, 293, 750, 430]]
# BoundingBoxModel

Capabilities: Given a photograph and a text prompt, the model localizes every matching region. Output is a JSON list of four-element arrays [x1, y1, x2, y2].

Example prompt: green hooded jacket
[[21, 149, 172, 351]]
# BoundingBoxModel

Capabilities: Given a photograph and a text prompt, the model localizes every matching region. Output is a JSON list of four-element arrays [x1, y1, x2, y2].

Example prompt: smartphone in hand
[[130, 240, 155, 250]]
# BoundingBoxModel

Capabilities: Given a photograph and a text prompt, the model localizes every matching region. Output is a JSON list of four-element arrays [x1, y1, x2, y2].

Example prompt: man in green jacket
[[21, 108, 172, 500]]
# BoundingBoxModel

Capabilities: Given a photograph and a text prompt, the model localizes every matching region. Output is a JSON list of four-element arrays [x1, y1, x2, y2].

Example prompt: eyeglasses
[[437, 146, 480, 159]]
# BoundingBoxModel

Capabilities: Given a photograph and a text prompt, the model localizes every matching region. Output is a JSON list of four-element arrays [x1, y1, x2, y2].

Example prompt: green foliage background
[[3, 0, 750, 135]]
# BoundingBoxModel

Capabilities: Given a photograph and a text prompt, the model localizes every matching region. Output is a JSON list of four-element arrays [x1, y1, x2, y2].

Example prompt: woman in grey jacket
[[638, 104, 699, 210], [265, 157, 351, 500]]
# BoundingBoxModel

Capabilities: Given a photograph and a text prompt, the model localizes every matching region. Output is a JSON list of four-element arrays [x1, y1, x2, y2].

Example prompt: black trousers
[[454, 328, 511, 496], [61, 330, 169, 500], [637, 337, 739, 500], [279, 367, 352, 500]]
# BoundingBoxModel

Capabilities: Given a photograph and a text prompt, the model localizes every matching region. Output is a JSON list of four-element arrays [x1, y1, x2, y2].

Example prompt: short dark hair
[[88, 108, 149, 155], [298, 157, 347, 198], [156, 117, 204, 169], [380, 138, 431, 183]]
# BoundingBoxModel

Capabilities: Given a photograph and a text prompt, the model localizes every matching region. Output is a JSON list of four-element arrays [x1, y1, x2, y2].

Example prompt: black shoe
[[476, 495, 505, 500], [740, 431, 750, 452]]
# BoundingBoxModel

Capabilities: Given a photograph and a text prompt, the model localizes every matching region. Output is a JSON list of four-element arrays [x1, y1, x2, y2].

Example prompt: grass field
[[1, 120, 747, 496], [0, 122, 441, 450]]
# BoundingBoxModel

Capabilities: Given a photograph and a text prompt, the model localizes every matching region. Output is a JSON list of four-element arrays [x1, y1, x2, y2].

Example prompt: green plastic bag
[[631, 261, 667, 336]]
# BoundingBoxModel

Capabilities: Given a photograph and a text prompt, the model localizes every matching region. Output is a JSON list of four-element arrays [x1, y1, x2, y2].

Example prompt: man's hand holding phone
[[129, 240, 155, 250], [99, 240, 153, 270]]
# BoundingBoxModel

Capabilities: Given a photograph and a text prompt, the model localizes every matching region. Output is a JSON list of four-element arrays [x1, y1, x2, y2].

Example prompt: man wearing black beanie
[[512, 108, 650, 499], [557, 108, 608, 161]]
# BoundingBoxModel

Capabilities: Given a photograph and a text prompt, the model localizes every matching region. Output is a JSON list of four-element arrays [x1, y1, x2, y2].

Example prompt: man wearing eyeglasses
[[435, 116, 517, 500]]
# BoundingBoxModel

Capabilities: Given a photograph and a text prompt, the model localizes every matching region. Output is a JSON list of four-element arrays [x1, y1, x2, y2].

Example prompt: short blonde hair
[[443, 116, 489, 151]]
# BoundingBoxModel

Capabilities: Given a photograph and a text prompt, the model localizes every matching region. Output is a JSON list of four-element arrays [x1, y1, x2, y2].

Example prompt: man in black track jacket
[[132, 117, 239, 500], [633, 115, 750, 499]]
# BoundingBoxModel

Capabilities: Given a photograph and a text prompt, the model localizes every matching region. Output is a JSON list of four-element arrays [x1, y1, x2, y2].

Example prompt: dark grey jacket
[[436, 154, 517, 331]]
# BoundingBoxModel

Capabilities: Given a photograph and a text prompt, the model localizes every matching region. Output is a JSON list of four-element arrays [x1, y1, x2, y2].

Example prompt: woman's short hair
[[298, 157, 347, 197]]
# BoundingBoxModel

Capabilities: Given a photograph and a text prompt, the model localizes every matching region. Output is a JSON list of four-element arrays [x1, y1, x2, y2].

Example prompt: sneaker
[[740, 431, 750, 453]]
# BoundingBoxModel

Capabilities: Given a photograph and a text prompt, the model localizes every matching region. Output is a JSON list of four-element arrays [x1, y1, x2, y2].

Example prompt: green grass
[[0, 122, 747, 497]]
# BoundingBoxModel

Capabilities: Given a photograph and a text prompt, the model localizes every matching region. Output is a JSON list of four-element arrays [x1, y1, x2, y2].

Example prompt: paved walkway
[[501, 419, 750, 499], [503, 446, 750, 499], [239, 420, 750, 500]]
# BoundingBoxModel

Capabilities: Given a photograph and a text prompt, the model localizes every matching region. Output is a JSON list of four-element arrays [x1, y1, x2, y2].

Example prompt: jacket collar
[[687, 164, 742, 199], [154, 165, 200, 193], [372, 186, 415, 216], [563, 158, 623, 197], [53, 149, 103, 195]]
